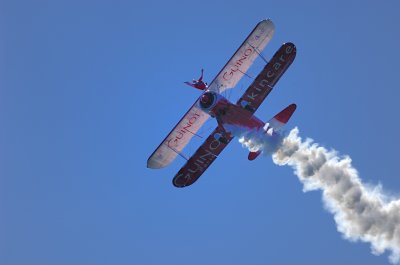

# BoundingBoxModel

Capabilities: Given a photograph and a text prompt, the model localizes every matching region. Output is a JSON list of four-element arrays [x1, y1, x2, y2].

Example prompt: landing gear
[[214, 132, 229, 144], [240, 100, 255, 112], [217, 107, 227, 116], [215, 107, 228, 125]]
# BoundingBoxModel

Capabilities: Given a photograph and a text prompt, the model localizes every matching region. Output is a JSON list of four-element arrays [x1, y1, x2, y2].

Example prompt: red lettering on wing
[[168, 112, 201, 148], [222, 48, 254, 81]]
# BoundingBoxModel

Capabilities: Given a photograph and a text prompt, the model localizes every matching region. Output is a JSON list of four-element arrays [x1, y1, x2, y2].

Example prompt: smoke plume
[[224, 123, 284, 154], [231, 126, 400, 263]]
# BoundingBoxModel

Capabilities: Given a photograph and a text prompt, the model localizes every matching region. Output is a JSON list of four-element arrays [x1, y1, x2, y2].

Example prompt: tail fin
[[264, 103, 296, 132], [248, 104, 297, 161]]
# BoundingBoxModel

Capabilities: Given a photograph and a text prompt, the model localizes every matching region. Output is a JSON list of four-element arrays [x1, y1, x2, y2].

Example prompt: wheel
[[219, 136, 228, 144]]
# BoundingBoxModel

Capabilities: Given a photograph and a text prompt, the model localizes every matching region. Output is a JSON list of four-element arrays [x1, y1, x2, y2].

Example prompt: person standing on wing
[[184, 69, 208, 90]]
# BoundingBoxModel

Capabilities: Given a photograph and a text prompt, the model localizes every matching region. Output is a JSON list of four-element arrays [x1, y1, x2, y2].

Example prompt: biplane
[[147, 19, 297, 187]]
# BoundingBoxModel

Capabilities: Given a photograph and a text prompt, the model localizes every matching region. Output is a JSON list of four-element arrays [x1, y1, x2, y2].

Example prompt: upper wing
[[172, 126, 233, 187], [147, 20, 275, 169], [208, 19, 275, 94], [237, 42, 297, 113]]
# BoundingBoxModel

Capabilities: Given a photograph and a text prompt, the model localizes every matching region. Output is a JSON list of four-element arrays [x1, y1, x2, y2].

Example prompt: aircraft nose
[[199, 92, 215, 109], [200, 94, 210, 104]]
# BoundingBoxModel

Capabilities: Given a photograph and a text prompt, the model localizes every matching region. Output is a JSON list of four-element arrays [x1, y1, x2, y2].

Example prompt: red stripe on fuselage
[[210, 98, 264, 131]]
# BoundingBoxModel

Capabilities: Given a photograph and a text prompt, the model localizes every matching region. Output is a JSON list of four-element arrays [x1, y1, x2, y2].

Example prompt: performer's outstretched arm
[[198, 68, 204, 81]]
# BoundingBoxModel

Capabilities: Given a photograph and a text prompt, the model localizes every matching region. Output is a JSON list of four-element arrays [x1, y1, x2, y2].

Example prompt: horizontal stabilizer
[[248, 150, 261, 161], [265, 103, 296, 132], [248, 104, 296, 161]]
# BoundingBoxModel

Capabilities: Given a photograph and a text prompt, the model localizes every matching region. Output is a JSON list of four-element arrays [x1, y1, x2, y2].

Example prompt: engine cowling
[[199, 91, 217, 110], [198, 91, 228, 116]]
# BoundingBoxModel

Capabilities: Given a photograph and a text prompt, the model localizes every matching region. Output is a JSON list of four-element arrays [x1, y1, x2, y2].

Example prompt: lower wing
[[172, 126, 233, 187]]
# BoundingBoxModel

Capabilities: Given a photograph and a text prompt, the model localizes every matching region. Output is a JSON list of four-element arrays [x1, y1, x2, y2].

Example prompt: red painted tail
[[267, 103, 297, 130], [248, 103, 297, 161], [248, 150, 261, 161]]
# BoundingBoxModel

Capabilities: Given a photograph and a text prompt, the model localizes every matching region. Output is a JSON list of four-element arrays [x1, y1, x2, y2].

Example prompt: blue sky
[[1, 1, 400, 264]]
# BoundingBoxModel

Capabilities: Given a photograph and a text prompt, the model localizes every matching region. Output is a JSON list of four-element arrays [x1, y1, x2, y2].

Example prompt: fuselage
[[198, 91, 264, 132]]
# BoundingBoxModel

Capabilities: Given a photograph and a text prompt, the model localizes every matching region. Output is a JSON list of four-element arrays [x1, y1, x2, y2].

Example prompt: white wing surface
[[208, 19, 275, 93], [147, 20, 275, 169], [147, 101, 207, 169]]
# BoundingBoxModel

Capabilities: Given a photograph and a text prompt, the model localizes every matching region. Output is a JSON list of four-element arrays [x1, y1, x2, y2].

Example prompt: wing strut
[[246, 41, 269, 64], [185, 130, 203, 139], [164, 127, 207, 161], [172, 126, 233, 187], [238, 68, 254, 79], [236, 42, 297, 114], [165, 144, 190, 161]]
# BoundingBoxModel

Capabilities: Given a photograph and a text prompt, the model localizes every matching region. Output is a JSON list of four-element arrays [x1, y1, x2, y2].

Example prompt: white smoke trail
[[229, 125, 400, 264], [224, 124, 284, 154]]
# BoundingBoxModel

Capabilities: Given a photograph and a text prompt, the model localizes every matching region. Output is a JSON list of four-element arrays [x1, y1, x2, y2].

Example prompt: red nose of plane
[[200, 94, 211, 104], [199, 92, 215, 109]]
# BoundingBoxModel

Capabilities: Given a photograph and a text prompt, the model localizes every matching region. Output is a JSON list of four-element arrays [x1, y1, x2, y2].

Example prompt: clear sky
[[1, 1, 400, 264]]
